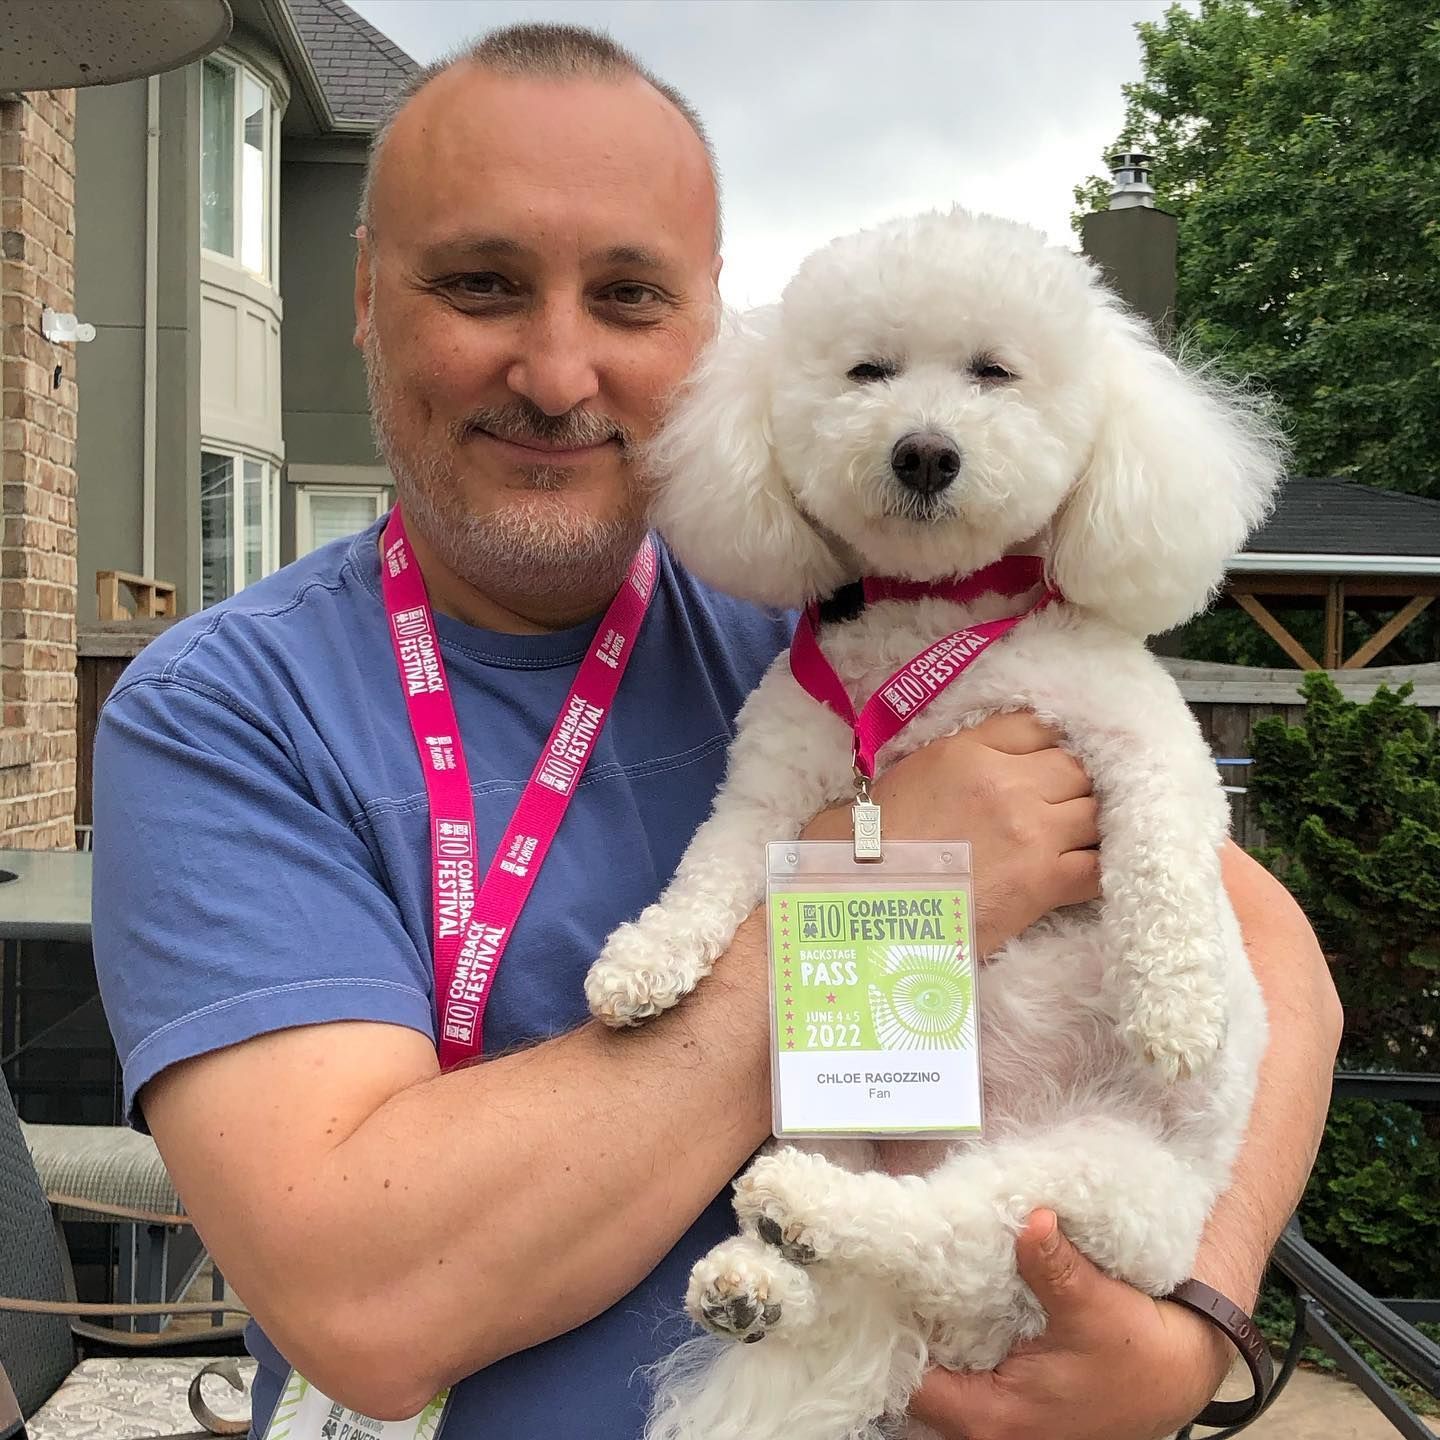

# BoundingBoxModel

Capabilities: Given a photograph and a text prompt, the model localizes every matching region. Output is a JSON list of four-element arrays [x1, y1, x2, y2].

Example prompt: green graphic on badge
[[774, 889, 976, 1055], [870, 943, 974, 1049], [770, 883, 983, 1136]]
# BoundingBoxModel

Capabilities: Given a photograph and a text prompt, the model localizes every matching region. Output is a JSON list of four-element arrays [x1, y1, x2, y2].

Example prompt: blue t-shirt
[[91, 517, 792, 1439]]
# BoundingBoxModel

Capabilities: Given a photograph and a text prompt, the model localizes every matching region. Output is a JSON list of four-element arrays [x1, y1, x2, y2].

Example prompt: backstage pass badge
[[767, 841, 984, 1138], [261, 1371, 449, 1440]]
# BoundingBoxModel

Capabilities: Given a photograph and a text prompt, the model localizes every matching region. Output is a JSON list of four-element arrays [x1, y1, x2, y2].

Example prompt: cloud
[[349, 0, 1178, 305]]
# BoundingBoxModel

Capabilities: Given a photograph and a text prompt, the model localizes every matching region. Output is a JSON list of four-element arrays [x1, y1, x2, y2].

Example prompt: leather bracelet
[[1167, 1278, 1274, 1429]]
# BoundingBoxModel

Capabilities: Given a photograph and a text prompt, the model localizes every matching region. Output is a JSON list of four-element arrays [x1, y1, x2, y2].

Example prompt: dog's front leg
[[587, 664, 853, 1026], [1041, 664, 1233, 1082]]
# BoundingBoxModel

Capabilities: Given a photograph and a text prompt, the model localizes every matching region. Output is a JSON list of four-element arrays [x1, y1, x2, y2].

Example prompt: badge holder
[[261, 1371, 450, 1440], [767, 783, 984, 1139]]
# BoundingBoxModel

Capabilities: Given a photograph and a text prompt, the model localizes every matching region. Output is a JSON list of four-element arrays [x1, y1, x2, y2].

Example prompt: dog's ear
[[647, 307, 846, 607], [1048, 304, 1287, 636]]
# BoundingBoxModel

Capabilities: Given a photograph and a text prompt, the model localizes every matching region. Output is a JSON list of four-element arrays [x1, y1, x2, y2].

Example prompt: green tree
[[1076, 0, 1440, 499]]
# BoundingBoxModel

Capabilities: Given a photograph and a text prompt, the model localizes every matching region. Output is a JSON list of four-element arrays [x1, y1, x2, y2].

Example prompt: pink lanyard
[[379, 509, 658, 1070], [790, 555, 1058, 778]]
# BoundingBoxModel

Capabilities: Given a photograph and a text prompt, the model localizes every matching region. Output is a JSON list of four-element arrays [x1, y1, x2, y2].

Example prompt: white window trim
[[296, 484, 390, 557], [201, 53, 276, 283], [201, 444, 282, 603]]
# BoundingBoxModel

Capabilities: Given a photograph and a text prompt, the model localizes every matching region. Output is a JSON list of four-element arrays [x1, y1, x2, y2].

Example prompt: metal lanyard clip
[[851, 755, 882, 862]]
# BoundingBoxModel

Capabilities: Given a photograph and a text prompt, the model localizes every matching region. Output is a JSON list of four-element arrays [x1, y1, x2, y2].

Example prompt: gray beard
[[365, 333, 648, 608], [398, 468, 646, 606]]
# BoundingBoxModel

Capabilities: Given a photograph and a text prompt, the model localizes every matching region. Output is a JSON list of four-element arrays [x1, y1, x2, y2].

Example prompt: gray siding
[[279, 149, 379, 471], [74, 68, 202, 621]]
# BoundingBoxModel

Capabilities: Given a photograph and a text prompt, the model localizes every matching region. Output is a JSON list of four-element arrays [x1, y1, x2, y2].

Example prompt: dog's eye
[[847, 361, 897, 384], [972, 359, 1016, 384]]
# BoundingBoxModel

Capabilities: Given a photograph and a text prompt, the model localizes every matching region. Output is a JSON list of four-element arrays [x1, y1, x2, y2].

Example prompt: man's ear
[[353, 225, 373, 352]]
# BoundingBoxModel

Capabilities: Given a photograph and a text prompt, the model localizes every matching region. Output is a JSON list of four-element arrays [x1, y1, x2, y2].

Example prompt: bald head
[[360, 23, 722, 251]]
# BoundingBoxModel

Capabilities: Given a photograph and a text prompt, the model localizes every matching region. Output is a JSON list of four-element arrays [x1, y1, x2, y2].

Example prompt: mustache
[[455, 402, 633, 451]]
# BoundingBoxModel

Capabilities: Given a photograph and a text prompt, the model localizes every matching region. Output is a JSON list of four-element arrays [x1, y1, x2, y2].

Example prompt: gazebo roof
[[1234, 477, 1440, 575]]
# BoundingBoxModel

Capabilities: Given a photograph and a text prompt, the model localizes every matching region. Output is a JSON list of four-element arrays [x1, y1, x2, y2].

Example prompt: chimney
[[1106, 150, 1156, 210], [1080, 147, 1177, 341]]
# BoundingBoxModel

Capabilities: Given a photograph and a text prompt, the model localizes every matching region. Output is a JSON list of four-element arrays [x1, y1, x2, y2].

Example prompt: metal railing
[[1185, 1072, 1440, 1437], [1215, 756, 1254, 796]]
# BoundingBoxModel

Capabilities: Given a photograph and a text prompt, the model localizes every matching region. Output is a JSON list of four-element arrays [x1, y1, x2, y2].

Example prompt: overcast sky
[[348, 0, 1179, 308]]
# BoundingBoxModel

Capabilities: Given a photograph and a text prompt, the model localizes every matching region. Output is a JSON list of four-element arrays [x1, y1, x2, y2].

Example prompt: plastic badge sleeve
[[767, 840, 985, 1140]]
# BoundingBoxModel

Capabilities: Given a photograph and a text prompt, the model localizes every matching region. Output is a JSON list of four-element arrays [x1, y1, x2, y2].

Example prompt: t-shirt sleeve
[[92, 673, 436, 1128]]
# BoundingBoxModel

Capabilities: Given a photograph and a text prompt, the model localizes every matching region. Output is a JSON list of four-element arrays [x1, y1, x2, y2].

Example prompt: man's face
[[356, 66, 721, 602]]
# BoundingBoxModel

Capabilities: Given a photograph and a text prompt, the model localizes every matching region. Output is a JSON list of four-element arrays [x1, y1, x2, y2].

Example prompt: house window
[[296, 486, 390, 557], [201, 56, 275, 280], [200, 61, 234, 256], [201, 448, 281, 605]]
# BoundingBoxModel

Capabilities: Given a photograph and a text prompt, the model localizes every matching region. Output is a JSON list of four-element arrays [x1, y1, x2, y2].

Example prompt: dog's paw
[[1121, 978, 1228, 1083], [584, 917, 698, 1028], [686, 1237, 815, 1343], [734, 1152, 838, 1266]]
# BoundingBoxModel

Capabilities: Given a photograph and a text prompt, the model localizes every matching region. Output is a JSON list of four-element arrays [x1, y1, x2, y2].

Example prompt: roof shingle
[[286, 0, 418, 127], [1246, 477, 1440, 558]]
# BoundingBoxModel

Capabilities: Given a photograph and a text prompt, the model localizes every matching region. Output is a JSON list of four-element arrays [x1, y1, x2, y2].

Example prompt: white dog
[[584, 209, 1283, 1440]]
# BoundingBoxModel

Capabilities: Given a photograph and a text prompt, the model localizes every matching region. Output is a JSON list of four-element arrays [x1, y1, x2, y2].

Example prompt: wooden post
[[1323, 579, 1345, 669]]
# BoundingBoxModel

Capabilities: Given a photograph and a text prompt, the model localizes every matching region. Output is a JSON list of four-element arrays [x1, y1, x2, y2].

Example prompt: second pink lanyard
[[789, 555, 1058, 778]]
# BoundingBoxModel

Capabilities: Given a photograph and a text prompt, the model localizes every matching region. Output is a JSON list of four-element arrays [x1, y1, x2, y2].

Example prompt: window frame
[[200, 53, 276, 283], [295, 483, 391, 557], [200, 444, 282, 606]]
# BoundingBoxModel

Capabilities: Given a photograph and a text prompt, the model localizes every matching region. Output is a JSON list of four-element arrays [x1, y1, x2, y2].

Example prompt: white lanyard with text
[[379, 508, 658, 1069]]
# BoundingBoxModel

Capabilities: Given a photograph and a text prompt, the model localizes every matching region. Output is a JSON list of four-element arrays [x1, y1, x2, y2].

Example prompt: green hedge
[[1247, 673, 1440, 1407]]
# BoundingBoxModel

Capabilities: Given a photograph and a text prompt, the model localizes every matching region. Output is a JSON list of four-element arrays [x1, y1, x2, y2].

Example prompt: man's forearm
[[1190, 844, 1343, 1307], [148, 915, 773, 1415], [331, 932, 771, 1374]]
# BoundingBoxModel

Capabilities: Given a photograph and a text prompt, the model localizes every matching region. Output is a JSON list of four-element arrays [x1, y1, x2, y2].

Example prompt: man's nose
[[506, 303, 602, 416]]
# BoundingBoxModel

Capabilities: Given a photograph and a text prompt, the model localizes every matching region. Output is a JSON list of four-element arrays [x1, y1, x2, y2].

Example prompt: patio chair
[[20, 1121, 227, 1335], [0, 1079, 253, 1440]]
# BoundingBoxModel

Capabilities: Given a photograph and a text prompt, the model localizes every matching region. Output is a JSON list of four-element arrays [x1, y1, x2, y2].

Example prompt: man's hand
[[911, 1211, 1232, 1440], [803, 713, 1100, 955]]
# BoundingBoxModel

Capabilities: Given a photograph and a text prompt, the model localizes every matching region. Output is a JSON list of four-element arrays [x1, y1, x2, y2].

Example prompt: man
[[92, 23, 1340, 1440]]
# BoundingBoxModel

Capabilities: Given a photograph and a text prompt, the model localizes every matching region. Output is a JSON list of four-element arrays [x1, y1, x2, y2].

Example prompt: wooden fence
[[76, 622, 177, 830], [1166, 659, 1440, 848], [76, 633, 1440, 847]]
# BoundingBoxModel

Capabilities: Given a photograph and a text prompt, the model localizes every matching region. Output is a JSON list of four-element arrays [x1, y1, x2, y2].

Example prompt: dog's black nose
[[890, 433, 961, 496]]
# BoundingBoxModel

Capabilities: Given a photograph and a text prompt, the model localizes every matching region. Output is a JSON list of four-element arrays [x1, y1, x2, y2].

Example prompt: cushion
[[26, 1356, 254, 1440], [20, 1127, 183, 1223]]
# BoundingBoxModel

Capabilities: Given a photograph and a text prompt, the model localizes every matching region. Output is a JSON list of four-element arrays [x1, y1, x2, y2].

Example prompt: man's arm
[[911, 843, 1343, 1440], [144, 922, 774, 1419], [1188, 842, 1342, 1307], [143, 713, 1099, 1420]]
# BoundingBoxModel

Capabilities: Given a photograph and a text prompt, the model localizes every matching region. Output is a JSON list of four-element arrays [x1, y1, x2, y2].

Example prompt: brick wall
[[1, 90, 78, 849]]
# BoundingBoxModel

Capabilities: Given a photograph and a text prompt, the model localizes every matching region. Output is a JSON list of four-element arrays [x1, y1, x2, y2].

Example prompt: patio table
[[0, 847, 94, 1081], [0, 848, 92, 945]]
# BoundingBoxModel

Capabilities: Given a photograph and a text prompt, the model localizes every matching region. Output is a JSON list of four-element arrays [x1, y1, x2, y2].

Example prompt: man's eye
[[450, 273, 510, 298], [606, 283, 663, 306], [847, 361, 898, 383]]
